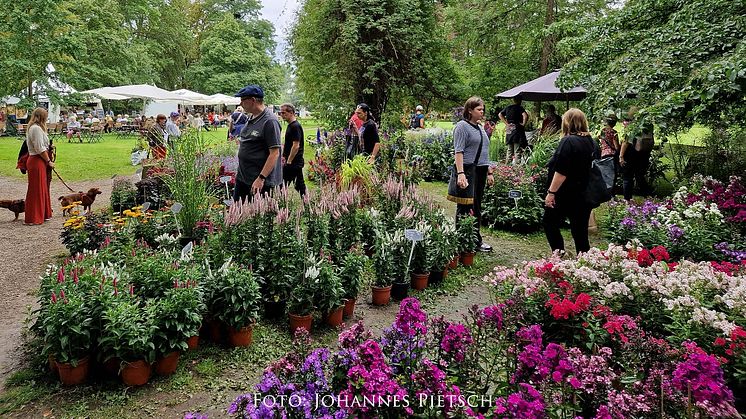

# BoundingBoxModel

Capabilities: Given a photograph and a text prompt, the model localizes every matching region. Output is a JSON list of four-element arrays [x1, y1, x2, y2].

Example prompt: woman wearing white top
[[25, 108, 54, 225]]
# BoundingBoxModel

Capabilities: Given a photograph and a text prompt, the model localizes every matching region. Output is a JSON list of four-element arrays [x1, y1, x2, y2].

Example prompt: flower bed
[[482, 164, 544, 232], [604, 175, 746, 261], [225, 297, 739, 418], [485, 243, 746, 408]]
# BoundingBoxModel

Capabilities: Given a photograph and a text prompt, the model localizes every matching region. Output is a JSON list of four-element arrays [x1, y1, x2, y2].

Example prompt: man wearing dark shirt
[[499, 95, 529, 164], [279, 103, 306, 196], [232, 84, 282, 202]]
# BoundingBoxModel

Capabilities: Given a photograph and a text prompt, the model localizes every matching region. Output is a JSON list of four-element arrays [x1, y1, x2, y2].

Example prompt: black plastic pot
[[429, 270, 444, 285], [391, 282, 410, 301]]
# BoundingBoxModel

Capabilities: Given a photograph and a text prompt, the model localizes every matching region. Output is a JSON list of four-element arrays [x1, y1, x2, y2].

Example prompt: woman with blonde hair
[[543, 108, 599, 253], [25, 107, 54, 225]]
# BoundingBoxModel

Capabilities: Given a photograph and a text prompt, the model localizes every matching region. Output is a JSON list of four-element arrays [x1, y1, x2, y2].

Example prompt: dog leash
[[53, 168, 76, 193]]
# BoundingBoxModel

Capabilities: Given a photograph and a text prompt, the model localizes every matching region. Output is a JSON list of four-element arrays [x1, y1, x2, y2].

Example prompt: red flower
[[714, 337, 727, 347], [650, 245, 670, 262], [545, 293, 592, 320], [636, 249, 654, 267]]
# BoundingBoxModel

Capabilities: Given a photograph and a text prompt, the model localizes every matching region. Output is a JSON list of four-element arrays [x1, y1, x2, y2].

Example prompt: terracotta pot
[[264, 300, 286, 320], [460, 251, 476, 266], [410, 272, 429, 291], [325, 306, 344, 327], [288, 313, 313, 334], [391, 282, 409, 301], [186, 335, 199, 350], [154, 351, 180, 376], [121, 360, 152, 386], [227, 324, 255, 347], [207, 318, 223, 343], [371, 285, 392, 306], [56, 356, 89, 386], [104, 357, 122, 376], [449, 256, 459, 269], [343, 298, 356, 318], [429, 270, 444, 285]]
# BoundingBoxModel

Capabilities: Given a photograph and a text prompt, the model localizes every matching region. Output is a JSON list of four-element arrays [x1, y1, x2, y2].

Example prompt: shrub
[[205, 265, 262, 329], [482, 164, 544, 232], [110, 178, 137, 213]]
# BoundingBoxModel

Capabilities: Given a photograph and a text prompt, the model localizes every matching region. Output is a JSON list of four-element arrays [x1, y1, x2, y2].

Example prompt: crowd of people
[[19, 83, 654, 258]]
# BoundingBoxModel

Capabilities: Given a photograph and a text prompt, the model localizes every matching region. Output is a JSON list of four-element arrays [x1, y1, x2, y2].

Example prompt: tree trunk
[[535, 0, 557, 125]]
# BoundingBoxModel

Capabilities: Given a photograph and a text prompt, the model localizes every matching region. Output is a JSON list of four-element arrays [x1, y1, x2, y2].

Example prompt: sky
[[259, 0, 302, 61]]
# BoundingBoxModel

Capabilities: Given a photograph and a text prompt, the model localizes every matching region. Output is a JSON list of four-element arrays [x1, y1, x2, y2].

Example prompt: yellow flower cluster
[[63, 215, 86, 230], [114, 206, 153, 228], [61, 201, 82, 211]]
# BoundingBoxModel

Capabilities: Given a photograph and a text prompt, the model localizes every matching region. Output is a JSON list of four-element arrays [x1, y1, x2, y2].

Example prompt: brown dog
[[59, 188, 102, 215], [0, 199, 25, 221]]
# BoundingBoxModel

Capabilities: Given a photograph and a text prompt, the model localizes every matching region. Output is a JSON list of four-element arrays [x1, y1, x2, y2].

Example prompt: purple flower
[[668, 224, 684, 241], [493, 383, 546, 418], [479, 305, 504, 330], [620, 217, 637, 228], [440, 323, 473, 363], [672, 353, 736, 416]]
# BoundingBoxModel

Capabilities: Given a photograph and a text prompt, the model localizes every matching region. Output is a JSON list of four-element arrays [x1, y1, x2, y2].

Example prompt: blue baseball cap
[[234, 85, 264, 99], [169, 111, 180, 117]]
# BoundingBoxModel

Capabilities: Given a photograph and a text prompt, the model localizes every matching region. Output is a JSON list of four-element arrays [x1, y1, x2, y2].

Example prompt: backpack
[[634, 132, 654, 152], [409, 114, 420, 129]]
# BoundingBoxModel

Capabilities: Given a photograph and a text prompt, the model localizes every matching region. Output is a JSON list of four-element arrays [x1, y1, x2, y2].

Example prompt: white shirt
[[166, 120, 181, 138]]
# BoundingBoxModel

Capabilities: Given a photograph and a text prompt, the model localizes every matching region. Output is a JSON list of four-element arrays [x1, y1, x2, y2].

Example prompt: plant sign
[[223, 199, 233, 207], [220, 176, 232, 199], [141, 201, 151, 212], [171, 202, 183, 235], [180, 241, 193, 261], [404, 229, 424, 277], [134, 167, 143, 181], [508, 189, 522, 209]]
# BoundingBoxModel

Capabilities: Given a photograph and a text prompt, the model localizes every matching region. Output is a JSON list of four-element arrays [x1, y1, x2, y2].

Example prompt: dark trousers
[[543, 200, 592, 253], [456, 165, 488, 245], [233, 179, 273, 203], [622, 150, 651, 200], [283, 165, 306, 196]]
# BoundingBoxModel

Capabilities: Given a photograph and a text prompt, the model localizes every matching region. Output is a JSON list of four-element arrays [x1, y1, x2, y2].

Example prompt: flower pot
[[460, 251, 476, 266], [207, 318, 223, 343], [429, 270, 444, 285], [56, 356, 89, 386], [391, 282, 409, 301], [179, 236, 194, 247], [288, 313, 313, 334], [186, 335, 199, 350], [154, 351, 180, 376], [227, 324, 255, 347], [104, 356, 122, 376], [410, 272, 429, 291], [449, 256, 459, 269], [325, 306, 344, 327], [121, 360, 152, 386], [371, 285, 392, 306], [343, 298, 356, 318], [264, 300, 287, 320]]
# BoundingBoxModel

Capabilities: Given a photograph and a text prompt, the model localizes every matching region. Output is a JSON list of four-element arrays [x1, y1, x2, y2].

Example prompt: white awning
[[81, 85, 189, 101]]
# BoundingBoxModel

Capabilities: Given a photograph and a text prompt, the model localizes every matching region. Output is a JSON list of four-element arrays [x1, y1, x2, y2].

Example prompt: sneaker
[[478, 243, 493, 252]]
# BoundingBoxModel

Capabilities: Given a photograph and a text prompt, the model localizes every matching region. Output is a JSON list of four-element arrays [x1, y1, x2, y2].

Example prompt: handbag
[[447, 124, 484, 205], [583, 137, 613, 208]]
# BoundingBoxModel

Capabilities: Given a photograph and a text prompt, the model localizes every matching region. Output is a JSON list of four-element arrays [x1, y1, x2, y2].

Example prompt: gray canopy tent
[[496, 70, 586, 106]]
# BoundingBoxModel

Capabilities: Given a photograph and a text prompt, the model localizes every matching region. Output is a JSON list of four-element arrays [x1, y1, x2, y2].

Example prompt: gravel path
[[0, 175, 116, 387]]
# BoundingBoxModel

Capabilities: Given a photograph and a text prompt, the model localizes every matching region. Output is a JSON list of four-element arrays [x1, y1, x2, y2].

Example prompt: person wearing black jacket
[[543, 108, 599, 254]]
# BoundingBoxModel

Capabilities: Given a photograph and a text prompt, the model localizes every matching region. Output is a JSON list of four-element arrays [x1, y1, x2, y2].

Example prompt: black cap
[[234, 84, 264, 99]]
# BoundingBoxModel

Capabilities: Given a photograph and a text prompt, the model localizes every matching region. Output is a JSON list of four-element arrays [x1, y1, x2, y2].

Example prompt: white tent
[[206, 93, 240, 106], [81, 84, 187, 102]]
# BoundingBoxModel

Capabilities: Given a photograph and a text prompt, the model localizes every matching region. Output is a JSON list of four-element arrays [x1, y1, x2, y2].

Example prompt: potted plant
[[339, 249, 368, 318], [111, 178, 138, 214], [371, 232, 400, 306], [150, 284, 204, 374], [287, 258, 319, 333], [208, 265, 262, 347], [98, 299, 156, 386], [430, 226, 455, 284], [311, 254, 345, 327], [263, 215, 304, 319], [409, 223, 433, 291], [42, 291, 92, 385], [457, 215, 478, 266]]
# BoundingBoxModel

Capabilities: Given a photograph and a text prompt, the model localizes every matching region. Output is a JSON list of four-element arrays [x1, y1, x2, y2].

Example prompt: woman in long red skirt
[[25, 107, 54, 225]]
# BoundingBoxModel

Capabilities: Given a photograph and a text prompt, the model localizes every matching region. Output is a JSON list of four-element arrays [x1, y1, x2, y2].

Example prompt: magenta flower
[[440, 323, 473, 363]]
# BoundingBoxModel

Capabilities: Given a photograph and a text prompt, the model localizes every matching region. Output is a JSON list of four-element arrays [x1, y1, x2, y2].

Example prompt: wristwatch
[[258, 173, 266, 180]]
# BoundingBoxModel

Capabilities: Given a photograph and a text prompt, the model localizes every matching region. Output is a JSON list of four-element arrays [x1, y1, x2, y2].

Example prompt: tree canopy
[[559, 0, 746, 131], [0, 0, 281, 101]]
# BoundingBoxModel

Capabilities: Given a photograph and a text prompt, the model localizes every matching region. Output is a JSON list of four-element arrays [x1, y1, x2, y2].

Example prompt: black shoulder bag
[[447, 124, 484, 205]]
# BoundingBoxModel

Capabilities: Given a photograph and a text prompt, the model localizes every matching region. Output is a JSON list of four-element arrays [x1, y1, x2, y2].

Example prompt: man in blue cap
[[233, 84, 282, 201]]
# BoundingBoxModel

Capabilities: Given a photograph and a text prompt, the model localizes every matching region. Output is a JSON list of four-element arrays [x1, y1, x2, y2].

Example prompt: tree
[[0, 0, 76, 98], [290, 0, 459, 125], [187, 15, 282, 101], [558, 0, 746, 131]]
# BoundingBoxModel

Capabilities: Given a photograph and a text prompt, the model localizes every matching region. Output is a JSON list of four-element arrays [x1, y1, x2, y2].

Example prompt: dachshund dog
[[0, 199, 25, 221], [59, 187, 102, 215]]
